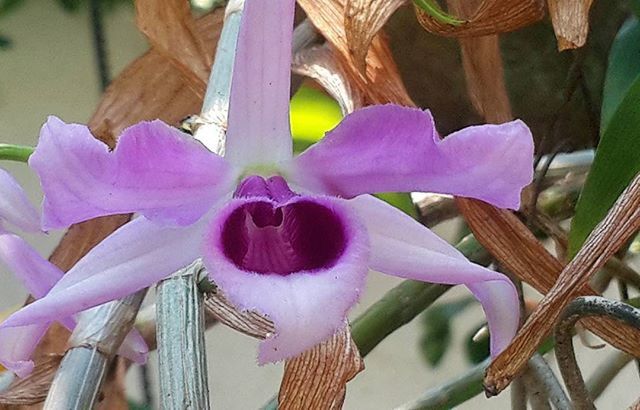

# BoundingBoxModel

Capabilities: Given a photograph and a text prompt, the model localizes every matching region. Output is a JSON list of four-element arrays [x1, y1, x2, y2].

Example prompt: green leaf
[[374, 192, 417, 218], [465, 323, 490, 364], [0, 0, 24, 16], [290, 86, 342, 153], [632, 0, 640, 18], [600, 18, 640, 132], [419, 297, 474, 367], [569, 76, 640, 256], [413, 0, 464, 25], [0, 34, 11, 50]]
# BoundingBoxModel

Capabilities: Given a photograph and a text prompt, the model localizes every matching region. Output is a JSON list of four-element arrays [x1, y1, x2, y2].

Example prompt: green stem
[[0, 144, 34, 163], [351, 234, 490, 356], [397, 340, 556, 410], [413, 0, 464, 26]]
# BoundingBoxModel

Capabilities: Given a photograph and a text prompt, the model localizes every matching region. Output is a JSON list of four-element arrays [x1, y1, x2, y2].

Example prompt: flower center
[[222, 177, 347, 275]]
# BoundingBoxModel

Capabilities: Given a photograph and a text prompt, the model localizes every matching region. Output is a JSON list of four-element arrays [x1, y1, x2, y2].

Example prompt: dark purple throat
[[222, 176, 347, 275]]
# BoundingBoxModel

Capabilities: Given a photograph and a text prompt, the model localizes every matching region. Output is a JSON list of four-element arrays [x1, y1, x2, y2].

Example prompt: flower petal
[[204, 195, 369, 363], [224, 0, 295, 166], [0, 232, 147, 373], [349, 195, 519, 355], [0, 169, 40, 233], [289, 105, 534, 210], [0, 324, 48, 378], [32, 116, 235, 230], [0, 215, 207, 328]]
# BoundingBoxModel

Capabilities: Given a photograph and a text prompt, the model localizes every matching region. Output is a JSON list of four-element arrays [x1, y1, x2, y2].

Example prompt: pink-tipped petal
[[204, 195, 369, 363], [0, 232, 148, 371], [31, 116, 235, 230], [0, 169, 40, 233], [0, 215, 208, 328], [349, 195, 519, 356], [224, 0, 295, 166], [289, 105, 534, 210]]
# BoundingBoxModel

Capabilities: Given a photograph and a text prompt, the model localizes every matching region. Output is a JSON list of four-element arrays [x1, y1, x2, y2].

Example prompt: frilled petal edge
[[203, 195, 369, 363], [348, 195, 519, 356], [288, 105, 534, 210], [32, 116, 235, 230]]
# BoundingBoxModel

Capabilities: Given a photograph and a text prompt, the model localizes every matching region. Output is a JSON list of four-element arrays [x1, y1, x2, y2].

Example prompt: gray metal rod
[[44, 290, 146, 410]]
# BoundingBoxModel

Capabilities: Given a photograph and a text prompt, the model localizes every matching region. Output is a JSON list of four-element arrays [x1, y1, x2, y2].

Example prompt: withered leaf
[[548, 0, 594, 51], [484, 172, 640, 395], [135, 0, 213, 96], [0, 355, 62, 406], [278, 326, 364, 410], [292, 44, 363, 114], [344, 0, 406, 73], [298, 0, 414, 106], [415, 0, 545, 38], [457, 199, 640, 358], [203, 292, 275, 340]]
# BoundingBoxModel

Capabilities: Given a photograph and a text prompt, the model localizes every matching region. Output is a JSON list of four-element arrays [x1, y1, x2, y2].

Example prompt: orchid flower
[[0, 169, 147, 377], [0, 0, 533, 364]]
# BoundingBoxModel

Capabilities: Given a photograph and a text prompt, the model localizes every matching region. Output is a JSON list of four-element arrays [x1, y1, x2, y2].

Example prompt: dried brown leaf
[[415, 0, 545, 38], [204, 292, 275, 340], [344, 0, 406, 72], [135, 0, 213, 96], [443, 0, 511, 123], [456, 199, 640, 357], [547, 0, 594, 51], [292, 44, 363, 114], [0, 356, 62, 406], [278, 326, 364, 410], [484, 172, 640, 395], [298, 0, 414, 106]]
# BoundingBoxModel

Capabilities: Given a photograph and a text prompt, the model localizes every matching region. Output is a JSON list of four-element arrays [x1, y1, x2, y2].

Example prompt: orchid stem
[[44, 290, 146, 410], [0, 144, 34, 163], [157, 262, 210, 409], [155, 3, 244, 409]]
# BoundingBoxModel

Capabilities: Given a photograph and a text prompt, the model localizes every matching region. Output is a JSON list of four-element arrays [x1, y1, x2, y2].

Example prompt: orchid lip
[[221, 176, 348, 276]]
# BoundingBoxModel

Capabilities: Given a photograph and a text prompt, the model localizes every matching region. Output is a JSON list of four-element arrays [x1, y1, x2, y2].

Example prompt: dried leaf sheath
[[278, 326, 364, 410], [0, 356, 62, 406], [414, 0, 545, 37], [344, 0, 406, 72], [135, 0, 213, 96], [457, 199, 640, 357], [485, 172, 640, 395], [297, 0, 414, 106], [548, 0, 595, 51]]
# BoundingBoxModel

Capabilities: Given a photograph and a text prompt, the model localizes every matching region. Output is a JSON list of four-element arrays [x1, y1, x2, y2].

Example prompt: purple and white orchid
[[0, 0, 533, 365], [0, 169, 147, 376]]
